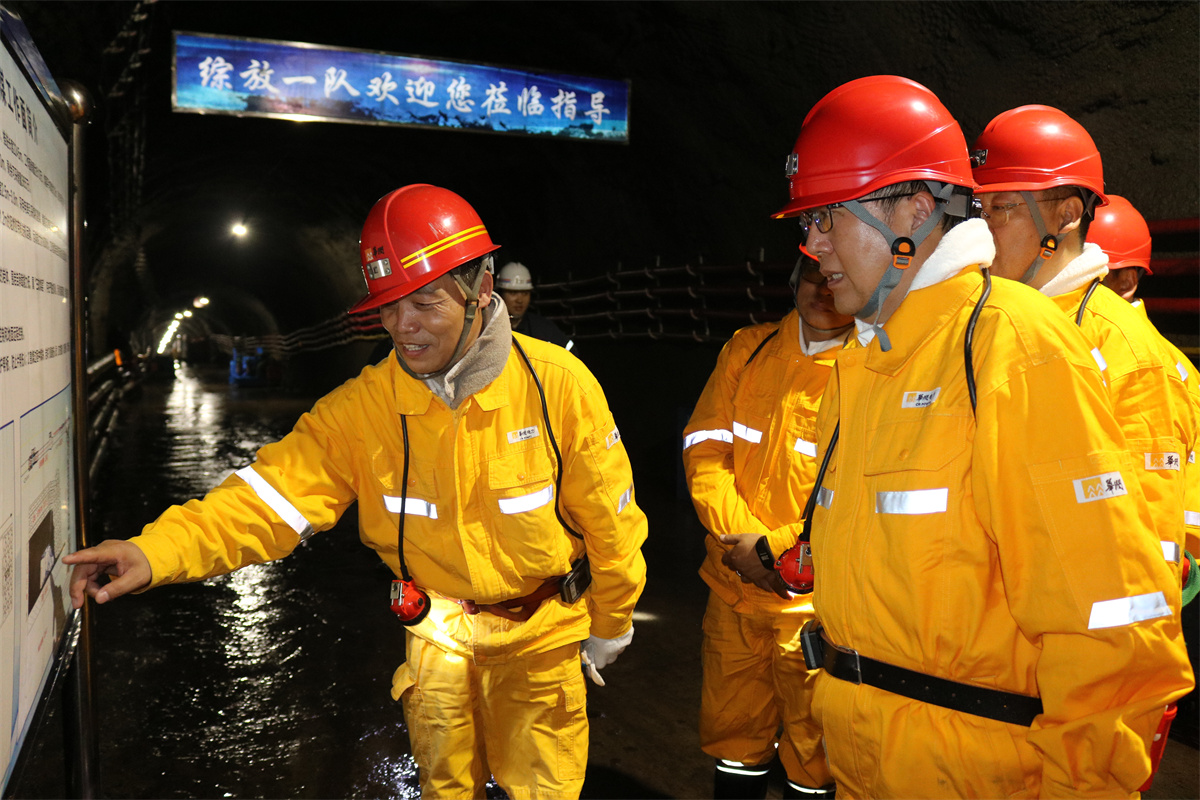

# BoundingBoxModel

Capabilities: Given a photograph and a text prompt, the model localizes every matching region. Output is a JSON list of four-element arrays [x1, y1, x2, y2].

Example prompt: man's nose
[[383, 304, 419, 333], [806, 227, 832, 256]]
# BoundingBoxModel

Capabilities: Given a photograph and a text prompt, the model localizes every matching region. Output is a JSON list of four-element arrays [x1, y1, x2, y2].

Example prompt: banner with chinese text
[[173, 31, 629, 142]]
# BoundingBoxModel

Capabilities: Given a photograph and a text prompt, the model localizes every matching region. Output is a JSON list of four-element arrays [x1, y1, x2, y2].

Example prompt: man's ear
[[477, 269, 494, 308], [1054, 195, 1085, 237], [908, 190, 936, 233]]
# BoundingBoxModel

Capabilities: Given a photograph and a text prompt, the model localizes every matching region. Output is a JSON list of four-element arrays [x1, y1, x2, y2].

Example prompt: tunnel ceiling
[[8, 1, 1198, 352]]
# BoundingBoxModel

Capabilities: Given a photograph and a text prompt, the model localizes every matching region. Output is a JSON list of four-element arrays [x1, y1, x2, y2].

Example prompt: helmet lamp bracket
[[367, 257, 392, 280], [785, 152, 799, 178]]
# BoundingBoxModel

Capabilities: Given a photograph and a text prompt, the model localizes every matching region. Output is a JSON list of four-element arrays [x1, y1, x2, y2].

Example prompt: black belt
[[811, 625, 1043, 727]]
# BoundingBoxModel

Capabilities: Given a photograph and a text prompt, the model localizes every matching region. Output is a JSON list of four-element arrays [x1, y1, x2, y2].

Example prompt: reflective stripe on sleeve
[[1091, 347, 1107, 372], [235, 466, 314, 540], [794, 437, 817, 457], [498, 485, 554, 514], [875, 488, 948, 515], [1087, 592, 1171, 630], [732, 422, 763, 444], [565, 339, 575, 352], [682, 429, 733, 450], [1186, 510, 1200, 527], [618, 485, 632, 514], [383, 495, 439, 519], [1177, 361, 1190, 381], [1162, 541, 1181, 563], [816, 486, 834, 509]]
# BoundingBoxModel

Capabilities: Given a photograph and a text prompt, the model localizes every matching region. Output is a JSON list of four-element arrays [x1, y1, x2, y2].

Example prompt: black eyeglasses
[[797, 192, 920, 240]]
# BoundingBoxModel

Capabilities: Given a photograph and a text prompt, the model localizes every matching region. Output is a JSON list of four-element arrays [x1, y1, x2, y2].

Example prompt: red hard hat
[[1087, 194, 1152, 273], [350, 185, 501, 313], [971, 105, 1108, 205], [773, 75, 975, 219]]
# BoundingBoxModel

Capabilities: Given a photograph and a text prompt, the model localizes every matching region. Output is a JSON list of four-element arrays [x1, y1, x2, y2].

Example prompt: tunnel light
[[232, 223, 248, 237], [193, 296, 210, 308], [174, 312, 184, 320], [156, 319, 182, 354], [183, 310, 193, 318]]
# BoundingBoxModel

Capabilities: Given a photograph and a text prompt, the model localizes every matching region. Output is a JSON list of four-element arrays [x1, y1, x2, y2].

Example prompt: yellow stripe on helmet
[[400, 225, 489, 269]]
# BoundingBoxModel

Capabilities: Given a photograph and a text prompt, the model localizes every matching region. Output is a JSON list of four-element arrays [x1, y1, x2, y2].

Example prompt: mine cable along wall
[[207, 235, 1199, 360]]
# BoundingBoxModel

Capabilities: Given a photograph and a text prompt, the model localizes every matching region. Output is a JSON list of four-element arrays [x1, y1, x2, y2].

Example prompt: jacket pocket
[[860, 416, 970, 576], [484, 450, 566, 576]]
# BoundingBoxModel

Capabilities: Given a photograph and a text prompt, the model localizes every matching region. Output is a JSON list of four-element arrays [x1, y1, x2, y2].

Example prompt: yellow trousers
[[700, 592, 830, 788], [394, 635, 588, 799]]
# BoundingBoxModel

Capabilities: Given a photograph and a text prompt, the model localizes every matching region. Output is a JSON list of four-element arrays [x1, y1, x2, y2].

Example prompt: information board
[[173, 30, 630, 142], [0, 23, 71, 789]]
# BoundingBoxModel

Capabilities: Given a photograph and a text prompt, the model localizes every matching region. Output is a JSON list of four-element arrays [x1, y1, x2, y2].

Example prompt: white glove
[[580, 627, 634, 686]]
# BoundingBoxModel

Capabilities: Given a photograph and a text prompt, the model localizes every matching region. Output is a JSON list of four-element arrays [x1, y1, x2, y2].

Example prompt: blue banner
[[172, 31, 629, 142]]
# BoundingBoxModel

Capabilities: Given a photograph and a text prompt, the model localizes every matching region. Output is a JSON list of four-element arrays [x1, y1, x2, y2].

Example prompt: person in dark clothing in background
[[497, 261, 574, 351]]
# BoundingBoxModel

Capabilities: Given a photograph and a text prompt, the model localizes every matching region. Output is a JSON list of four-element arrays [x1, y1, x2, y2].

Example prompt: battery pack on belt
[[802, 621, 1043, 727]]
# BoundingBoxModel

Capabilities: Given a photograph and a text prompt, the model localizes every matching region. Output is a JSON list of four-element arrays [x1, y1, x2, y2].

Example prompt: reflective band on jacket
[[1161, 541, 1180, 563], [816, 486, 834, 509], [1186, 511, 1200, 527], [683, 429, 733, 450], [235, 466, 314, 539], [1087, 591, 1171, 629], [618, 485, 632, 514], [794, 437, 817, 457], [1178, 361, 1190, 381], [498, 485, 554, 514], [732, 421, 763, 444], [875, 488, 948, 515], [383, 495, 439, 519], [716, 761, 769, 777], [565, 340, 575, 352], [1090, 347, 1107, 372]]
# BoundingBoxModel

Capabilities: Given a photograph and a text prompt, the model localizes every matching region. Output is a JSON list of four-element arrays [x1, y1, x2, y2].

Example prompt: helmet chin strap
[[394, 256, 493, 381], [844, 181, 958, 351], [1018, 190, 1058, 286]]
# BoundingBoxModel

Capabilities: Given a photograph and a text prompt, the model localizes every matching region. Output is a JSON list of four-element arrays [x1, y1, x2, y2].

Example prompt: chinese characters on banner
[[173, 32, 629, 142]]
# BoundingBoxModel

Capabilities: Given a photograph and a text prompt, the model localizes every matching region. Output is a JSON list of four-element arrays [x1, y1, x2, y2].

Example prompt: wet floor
[[8, 362, 1199, 799]]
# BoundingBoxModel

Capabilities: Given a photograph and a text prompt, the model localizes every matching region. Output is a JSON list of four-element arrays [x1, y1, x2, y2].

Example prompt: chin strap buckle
[[891, 237, 915, 269], [1039, 234, 1058, 261]]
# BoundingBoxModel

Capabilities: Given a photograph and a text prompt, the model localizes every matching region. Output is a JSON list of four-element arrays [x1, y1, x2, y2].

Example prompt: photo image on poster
[[24, 510, 52, 615]]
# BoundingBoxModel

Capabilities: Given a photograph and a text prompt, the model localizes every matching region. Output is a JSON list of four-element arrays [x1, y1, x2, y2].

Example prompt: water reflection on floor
[[9, 362, 1197, 799]]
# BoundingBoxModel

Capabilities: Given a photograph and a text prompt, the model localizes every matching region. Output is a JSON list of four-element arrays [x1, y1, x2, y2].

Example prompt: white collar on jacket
[[854, 218, 996, 347], [1037, 242, 1109, 298]]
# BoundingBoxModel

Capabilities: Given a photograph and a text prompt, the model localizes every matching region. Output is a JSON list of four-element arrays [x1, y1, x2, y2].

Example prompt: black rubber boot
[[713, 759, 771, 799]]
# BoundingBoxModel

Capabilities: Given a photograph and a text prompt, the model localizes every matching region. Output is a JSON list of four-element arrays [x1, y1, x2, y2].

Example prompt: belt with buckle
[[459, 575, 563, 622], [804, 621, 1043, 727]]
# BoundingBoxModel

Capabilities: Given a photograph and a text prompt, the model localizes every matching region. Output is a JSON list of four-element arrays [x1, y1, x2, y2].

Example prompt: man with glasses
[[683, 249, 853, 800], [756, 75, 1190, 798], [973, 108, 1194, 618]]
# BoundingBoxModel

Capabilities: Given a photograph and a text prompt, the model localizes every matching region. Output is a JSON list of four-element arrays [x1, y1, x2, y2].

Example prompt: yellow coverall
[[1049, 278, 1195, 584], [683, 309, 840, 789], [131, 332, 648, 799], [1131, 299, 1200, 560], [808, 265, 1193, 798]]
